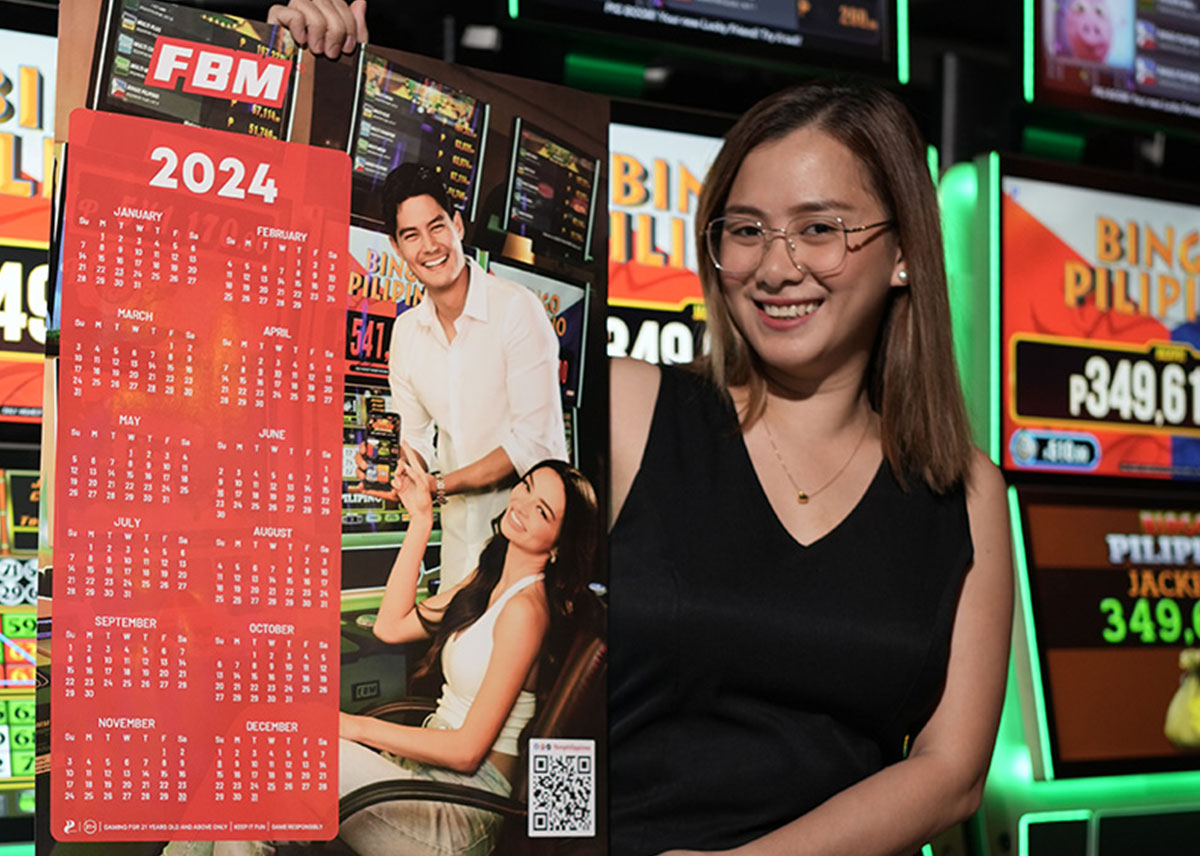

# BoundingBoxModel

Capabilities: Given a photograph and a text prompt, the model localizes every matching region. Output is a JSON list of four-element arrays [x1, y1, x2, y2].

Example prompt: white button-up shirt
[[388, 257, 568, 588]]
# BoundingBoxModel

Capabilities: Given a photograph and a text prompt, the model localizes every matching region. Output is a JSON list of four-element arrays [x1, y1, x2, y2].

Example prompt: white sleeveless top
[[434, 573, 543, 757]]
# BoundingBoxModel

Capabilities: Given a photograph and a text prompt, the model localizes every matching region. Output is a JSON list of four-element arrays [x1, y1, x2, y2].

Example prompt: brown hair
[[413, 461, 601, 692], [695, 79, 972, 492]]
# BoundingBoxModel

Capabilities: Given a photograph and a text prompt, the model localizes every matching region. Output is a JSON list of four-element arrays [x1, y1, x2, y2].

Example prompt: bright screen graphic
[[0, 28, 57, 423], [1038, 0, 1200, 124], [607, 122, 720, 366], [1002, 173, 1200, 481], [525, 0, 894, 68], [1020, 491, 1200, 777], [348, 50, 487, 227], [507, 120, 598, 262], [90, 0, 298, 140]]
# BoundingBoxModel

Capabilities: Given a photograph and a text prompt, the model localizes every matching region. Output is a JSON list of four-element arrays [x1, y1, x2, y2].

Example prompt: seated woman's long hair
[[412, 460, 601, 695]]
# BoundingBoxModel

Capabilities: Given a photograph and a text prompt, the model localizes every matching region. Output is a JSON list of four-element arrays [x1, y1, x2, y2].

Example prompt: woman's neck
[[742, 360, 873, 438], [498, 544, 548, 588]]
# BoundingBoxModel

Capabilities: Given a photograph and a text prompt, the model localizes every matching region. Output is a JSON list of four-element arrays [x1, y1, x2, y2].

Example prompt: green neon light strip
[[926, 145, 939, 185], [897, 0, 910, 85], [987, 152, 1001, 464], [1023, 0, 1034, 102], [509, 0, 519, 19], [920, 846, 932, 856], [1018, 811, 1093, 855], [1008, 486, 1055, 780]]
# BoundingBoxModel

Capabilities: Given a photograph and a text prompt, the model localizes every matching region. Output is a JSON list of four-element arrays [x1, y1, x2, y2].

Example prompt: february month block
[[51, 109, 349, 841]]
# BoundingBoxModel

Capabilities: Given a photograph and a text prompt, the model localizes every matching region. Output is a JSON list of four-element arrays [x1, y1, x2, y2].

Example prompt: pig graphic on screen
[[1064, 0, 1113, 62]]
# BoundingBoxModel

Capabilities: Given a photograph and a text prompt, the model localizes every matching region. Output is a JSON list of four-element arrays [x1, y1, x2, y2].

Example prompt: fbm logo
[[146, 37, 290, 109]]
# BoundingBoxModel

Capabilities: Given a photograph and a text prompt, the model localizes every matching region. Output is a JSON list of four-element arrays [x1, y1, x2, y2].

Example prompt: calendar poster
[[48, 109, 348, 841]]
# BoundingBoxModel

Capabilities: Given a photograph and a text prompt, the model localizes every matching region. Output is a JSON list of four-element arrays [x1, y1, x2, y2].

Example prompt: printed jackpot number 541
[[149, 147, 278, 204]]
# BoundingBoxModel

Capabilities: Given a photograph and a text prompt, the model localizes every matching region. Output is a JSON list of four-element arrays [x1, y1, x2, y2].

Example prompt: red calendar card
[[50, 109, 348, 841]]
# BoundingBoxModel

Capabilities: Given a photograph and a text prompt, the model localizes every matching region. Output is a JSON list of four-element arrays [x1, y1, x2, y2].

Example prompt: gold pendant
[[797, 491, 809, 504]]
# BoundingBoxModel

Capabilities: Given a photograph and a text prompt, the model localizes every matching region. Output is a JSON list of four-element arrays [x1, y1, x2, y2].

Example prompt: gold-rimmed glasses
[[704, 214, 894, 276]]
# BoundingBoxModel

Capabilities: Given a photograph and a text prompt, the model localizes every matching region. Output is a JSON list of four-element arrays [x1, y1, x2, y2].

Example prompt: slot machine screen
[[515, 0, 901, 79], [1016, 486, 1200, 777], [504, 119, 599, 264], [347, 50, 488, 229], [607, 112, 725, 366], [1000, 157, 1200, 481], [1033, 0, 1200, 128], [89, 0, 298, 140], [0, 23, 55, 427]]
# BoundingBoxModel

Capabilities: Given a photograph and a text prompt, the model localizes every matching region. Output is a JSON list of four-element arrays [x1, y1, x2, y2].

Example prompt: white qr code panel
[[527, 738, 595, 838]]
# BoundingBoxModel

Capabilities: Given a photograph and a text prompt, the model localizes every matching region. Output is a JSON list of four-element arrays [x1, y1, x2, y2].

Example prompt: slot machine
[[943, 154, 1200, 856]]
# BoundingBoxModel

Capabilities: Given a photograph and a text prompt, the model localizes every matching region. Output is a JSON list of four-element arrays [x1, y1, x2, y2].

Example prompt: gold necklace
[[761, 410, 872, 504]]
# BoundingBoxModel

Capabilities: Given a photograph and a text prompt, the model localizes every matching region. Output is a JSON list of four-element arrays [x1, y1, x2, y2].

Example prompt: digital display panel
[[1001, 161, 1200, 481], [506, 119, 598, 262], [1035, 0, 1200, 126], [348, 50, 488, 229], [607, 120, 722, 366], [1018, 488, 1200, 777], [518, 0, 896, 74], [0, 27, 56, 424], [89, 0, 298, 140]]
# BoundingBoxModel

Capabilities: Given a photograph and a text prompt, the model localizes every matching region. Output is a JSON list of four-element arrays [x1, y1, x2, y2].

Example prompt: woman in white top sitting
[[334, 448, 600, 856], [169, 450, 599, 856]]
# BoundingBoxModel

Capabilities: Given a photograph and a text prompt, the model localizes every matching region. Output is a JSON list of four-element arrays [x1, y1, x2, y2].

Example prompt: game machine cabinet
[[0, 2, 57, 850], [941, 153, 1200, 856]]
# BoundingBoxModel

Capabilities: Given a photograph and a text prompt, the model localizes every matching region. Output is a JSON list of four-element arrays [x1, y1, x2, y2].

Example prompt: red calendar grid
[[51, 110, 348, 841]]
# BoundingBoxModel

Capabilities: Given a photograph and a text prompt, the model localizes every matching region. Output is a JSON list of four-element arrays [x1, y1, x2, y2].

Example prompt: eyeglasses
[[704, 214, 894, 276]]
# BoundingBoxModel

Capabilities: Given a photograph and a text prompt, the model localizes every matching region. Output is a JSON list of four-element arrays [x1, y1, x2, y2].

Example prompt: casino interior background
[[7, 0, 1200, 853]]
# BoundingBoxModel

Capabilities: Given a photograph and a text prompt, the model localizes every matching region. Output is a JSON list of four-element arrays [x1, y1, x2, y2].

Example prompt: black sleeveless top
[[609, 366, 973, 855]]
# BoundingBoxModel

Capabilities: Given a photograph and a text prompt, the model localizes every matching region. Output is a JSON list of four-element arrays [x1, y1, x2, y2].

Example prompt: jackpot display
[[49, 110, 348, 841], [1016, 490, 1200, 777], [0, 28, 56, 424], [1033, 0, 1200, 125], [1001, 170, 1200, 481]]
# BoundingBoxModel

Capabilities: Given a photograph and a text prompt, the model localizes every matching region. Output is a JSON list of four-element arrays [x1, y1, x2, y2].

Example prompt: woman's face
[[500, 467, 566, 557], [717, 125, 904, 385]]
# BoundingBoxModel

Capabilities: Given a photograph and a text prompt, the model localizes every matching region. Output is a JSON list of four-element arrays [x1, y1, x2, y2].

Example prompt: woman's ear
[[890, 250, 909, 288]]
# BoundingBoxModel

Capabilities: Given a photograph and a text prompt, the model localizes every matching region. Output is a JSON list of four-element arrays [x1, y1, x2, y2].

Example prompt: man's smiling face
[[389, 193, 467, 291]]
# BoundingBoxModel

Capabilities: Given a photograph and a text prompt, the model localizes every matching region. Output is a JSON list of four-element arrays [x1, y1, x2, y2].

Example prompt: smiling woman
[[165, 456, 600, 856], [608, 80, 1014, 856]]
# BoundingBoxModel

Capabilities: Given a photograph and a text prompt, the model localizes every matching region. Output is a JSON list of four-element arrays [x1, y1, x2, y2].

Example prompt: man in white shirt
[[382, 163, 567, 589]]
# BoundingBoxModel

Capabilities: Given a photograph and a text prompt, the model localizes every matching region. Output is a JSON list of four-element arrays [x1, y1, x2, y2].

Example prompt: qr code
[[527, 738, 595, 838]]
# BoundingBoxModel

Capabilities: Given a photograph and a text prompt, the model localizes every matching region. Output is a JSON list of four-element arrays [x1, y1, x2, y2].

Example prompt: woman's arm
[[371, 448, 466, 644], [665, 450, 1013, 856], [342, 591, 550, 773], [610, 358, 660, 529]]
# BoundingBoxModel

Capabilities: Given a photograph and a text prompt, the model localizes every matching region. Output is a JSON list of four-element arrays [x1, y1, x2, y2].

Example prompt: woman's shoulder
[[965, 448, 1006, 509], [494, 580, 551, 634]]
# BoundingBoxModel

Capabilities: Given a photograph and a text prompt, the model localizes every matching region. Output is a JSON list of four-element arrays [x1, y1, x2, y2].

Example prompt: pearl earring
[[897, 269, 909, 284]]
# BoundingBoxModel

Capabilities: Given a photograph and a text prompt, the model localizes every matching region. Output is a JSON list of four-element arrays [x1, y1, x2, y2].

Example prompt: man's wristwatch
[[434, 473, 446, 507]]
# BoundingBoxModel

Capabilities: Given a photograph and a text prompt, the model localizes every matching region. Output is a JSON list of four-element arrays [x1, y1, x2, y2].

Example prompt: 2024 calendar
[[51, 109, 348, 841]]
